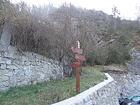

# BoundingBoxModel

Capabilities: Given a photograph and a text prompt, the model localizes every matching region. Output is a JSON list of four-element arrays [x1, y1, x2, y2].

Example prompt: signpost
[[75, 54, 86, 61], [71, 41, 86, 94], [71, 47, 83, 54]]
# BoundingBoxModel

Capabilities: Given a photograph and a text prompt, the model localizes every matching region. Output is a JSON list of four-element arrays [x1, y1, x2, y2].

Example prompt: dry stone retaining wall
[[0, 45, 63, 91], [109, 48, 140, 97], [128, 48, 140, 75]]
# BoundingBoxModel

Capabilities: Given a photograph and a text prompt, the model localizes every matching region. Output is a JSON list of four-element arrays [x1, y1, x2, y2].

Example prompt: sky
[[11, 0, 140, 20]]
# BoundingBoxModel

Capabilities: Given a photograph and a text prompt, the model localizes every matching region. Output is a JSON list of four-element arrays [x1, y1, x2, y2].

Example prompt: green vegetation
[[86, 36, 131, 66], [1, 1, 139, 66], [0, 66, 105, 105]]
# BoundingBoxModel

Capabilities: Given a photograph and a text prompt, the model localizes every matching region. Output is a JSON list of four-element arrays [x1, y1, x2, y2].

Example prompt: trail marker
[[71, 40, 86, 94]]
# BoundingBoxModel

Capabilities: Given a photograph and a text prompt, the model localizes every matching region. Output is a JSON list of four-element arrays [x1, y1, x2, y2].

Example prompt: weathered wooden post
[[71, 41, 86, 94]]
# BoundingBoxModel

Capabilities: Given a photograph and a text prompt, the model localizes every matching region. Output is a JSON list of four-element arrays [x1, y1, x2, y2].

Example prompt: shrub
[[86, 47, 108, 65], [94, 48, 108, 65], [106, 44, 131, 65], [86, 43, 131, 66], [106, 48, 123, 64], [86, 52, 96, 66]]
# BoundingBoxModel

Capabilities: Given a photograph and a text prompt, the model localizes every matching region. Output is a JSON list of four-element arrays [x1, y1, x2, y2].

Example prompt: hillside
[[0, 0, 140, 66]]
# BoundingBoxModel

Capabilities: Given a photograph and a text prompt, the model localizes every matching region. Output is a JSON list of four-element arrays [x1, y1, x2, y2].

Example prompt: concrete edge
[[52, 73, 114, 105]]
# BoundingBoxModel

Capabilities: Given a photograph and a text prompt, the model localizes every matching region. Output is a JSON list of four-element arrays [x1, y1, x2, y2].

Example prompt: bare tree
[[112, 6, 120, 31]]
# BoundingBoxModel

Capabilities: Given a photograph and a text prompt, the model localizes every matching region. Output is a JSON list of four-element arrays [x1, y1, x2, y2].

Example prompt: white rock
[[0, 64, 6, 69], [6, 65, 18, 70], [0, 75, 9, 82]]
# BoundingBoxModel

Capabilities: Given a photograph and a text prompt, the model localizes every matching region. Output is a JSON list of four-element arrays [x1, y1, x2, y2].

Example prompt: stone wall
[[52, 73, 119, 105], [128, 48, 140, 75], [0, 45, 63, 91], [110, 73, 140, 97], [109, 48, 140, 97]]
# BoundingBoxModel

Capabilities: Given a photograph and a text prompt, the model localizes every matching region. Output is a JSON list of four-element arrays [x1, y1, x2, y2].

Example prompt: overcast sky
[[11, 0, 140, 20]]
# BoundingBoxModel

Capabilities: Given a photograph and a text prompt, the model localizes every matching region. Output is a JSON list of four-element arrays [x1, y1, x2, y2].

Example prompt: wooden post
[[76, 64, 80, 94], [71, 40, 86, 94], [76, 40, 80, 94]]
